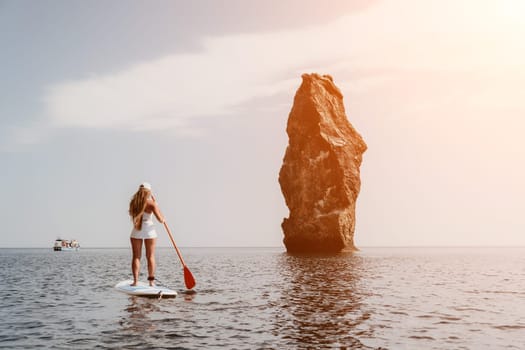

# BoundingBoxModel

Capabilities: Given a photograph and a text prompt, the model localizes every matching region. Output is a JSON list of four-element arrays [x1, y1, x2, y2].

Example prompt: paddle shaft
[[163, 222, 187, 267]]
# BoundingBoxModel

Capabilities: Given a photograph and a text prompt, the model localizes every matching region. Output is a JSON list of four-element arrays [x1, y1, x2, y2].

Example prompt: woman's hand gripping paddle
[[163, 222, 196, 290]]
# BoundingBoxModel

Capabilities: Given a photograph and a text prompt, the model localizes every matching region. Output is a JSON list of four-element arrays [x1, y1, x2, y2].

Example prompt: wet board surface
[[115, 280, 177, 298]]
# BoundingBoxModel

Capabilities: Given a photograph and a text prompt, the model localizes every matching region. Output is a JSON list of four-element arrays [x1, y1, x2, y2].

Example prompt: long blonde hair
[[129, 187, 151, 230]]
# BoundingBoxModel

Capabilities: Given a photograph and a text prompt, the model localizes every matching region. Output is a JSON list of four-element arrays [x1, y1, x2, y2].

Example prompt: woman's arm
[[147, 198, 165, 224]]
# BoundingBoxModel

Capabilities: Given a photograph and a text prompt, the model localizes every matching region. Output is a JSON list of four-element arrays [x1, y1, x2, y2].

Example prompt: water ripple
[[0, 247, 524, 349]]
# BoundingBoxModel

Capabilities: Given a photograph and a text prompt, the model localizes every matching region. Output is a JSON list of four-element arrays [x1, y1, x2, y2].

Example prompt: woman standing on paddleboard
[[128, 182, 165, 286]]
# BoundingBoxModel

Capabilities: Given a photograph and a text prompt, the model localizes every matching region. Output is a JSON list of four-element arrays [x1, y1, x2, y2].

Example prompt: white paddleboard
[[115, 280, 177, 298]]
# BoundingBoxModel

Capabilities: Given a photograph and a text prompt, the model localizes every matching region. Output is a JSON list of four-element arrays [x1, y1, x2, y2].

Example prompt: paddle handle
[[163, 222, 187, 267]]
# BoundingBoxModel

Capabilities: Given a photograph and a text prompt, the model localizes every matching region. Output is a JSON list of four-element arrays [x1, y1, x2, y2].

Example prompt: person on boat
[[128, 182, 165, 286]]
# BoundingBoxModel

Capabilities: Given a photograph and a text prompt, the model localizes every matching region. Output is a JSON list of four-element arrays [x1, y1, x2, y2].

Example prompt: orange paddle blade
[[183, 265, 196, 289]]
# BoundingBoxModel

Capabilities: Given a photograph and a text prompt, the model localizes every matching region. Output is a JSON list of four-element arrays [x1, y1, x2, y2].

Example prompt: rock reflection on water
[[274, 252, 375, 349]]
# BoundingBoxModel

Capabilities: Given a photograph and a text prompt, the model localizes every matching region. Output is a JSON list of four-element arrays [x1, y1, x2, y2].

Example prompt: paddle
[[163, 221, 196, 290]]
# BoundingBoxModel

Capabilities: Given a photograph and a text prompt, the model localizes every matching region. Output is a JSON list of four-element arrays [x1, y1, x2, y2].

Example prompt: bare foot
[[130, 281, 138, 287]]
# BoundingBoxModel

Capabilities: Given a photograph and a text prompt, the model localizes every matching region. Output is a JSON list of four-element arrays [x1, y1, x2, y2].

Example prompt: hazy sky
[[1, 0, 524, 248]]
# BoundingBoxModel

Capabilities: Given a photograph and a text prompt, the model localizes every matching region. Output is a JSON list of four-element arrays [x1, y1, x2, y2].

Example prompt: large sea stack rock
[[279, 73, 367, 253]]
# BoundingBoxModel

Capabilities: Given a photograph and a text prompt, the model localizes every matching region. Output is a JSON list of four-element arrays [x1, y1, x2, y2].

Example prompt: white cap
[[140, 182, 152, 190]]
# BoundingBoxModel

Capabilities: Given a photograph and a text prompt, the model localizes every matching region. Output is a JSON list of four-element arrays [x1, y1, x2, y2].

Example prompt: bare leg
[[145, 238, 157, 286], [130, 238, 143, 286]]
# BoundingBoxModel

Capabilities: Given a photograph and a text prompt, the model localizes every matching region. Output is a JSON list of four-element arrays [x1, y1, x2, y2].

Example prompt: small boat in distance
[[53, 239, 80, 251]]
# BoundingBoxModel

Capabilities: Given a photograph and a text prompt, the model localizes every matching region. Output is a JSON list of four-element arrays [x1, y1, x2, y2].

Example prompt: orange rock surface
[[279, 73, 367, 253]]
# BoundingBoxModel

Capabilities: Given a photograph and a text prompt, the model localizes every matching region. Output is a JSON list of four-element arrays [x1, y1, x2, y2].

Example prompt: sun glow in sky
[[1, 0, 524, 247]]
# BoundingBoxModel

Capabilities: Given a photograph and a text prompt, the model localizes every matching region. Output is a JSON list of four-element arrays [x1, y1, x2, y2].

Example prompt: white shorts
[[130, 223, 158, 239]]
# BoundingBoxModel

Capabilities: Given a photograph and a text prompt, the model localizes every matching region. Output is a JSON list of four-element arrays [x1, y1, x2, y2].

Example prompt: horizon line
[[1, 245, 525, 249]]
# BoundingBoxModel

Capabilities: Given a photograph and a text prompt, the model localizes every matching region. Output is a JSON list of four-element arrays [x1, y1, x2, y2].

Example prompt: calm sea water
[[0, 247, 524, 349]]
